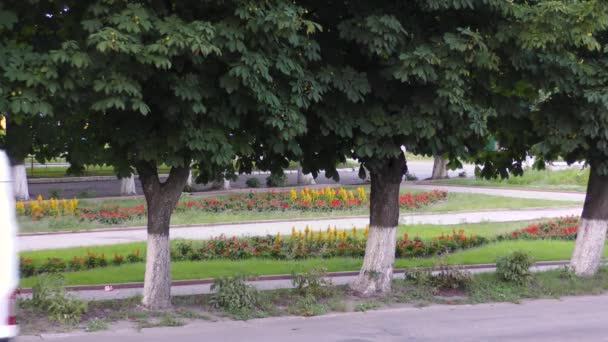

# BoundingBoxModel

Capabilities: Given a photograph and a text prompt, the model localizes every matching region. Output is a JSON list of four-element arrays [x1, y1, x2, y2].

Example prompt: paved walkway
[[408, 184, 586, 202], [18, 206, 582, 251], [18, 293, 608, 341]]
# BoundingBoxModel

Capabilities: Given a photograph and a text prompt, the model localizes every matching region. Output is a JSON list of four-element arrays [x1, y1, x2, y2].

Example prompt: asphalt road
[[18, 294, 608, 341], [27, 161, 475, 198]]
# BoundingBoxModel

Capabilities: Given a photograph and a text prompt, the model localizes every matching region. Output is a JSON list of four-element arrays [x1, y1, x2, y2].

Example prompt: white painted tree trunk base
[[351, 226, 397, 296], [297, 166, 316, 185], [186, 171, 193, 187], [431, 156, 448, 179], [211, 179, 231, 190], [120, 175, 137, 196], [570, 218, 608, 276], [12, 164, 29, 200], [143, 233, 172, 309]]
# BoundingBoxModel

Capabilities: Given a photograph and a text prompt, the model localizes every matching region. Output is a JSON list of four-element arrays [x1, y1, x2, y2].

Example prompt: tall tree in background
[[0, 0, 320, 308], [296, 0, 508, 295]]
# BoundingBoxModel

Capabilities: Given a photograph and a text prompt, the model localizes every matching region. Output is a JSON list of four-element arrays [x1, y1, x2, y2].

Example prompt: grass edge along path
[[20, 240, 608, 288], [434, 168, 588, 192]]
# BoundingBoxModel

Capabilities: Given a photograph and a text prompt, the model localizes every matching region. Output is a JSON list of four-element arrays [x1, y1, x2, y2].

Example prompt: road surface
[[17, 294, 608, 341], [27, 161, 475, 198]]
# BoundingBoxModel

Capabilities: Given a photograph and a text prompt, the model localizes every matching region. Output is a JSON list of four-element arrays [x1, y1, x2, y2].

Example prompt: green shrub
[[496, 251, 534, 285], [31, 274, 87, 326], [209, 276, 259, 312], [266, 173, 287, 187], [245, 178, 260, 188], [291, 268, 332, 298]]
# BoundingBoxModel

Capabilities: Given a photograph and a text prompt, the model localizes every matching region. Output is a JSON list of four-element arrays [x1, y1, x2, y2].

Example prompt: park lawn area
[[17, 187, 581, 233], [436, 167, 588, 192], [19, 221, 532, 262], [19, 239, 605, 288]]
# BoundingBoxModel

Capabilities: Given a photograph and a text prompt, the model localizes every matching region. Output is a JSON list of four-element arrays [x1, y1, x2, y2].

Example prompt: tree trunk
[[431, 155, 448, 179], [138, 164, 189, 310], [12, 162, 29, 200], [120, 175, 137, 196], [297, 165, 316, 185], [352, 154, 405, 296], [570, 163, 608, 276]]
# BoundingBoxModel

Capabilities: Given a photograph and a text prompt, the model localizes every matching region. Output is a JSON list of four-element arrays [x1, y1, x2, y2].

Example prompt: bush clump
[[266, 173, 287, 187], [209, 276, 259, 313], [245, 177, 260, 188], [496, 251, 534, 285]]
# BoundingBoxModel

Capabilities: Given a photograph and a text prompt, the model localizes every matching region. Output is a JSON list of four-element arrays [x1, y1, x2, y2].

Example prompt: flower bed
[[80, 205, 146, 225], [19, 225, 481, 277], [496, 217, 579, 241], [17, 188, 448, 225], [176, 187, 371, 213], [16, 195, 79, 220], [19, 217, 584, 278], [399, 190, 447, 209], [19, 250, 143, 278]]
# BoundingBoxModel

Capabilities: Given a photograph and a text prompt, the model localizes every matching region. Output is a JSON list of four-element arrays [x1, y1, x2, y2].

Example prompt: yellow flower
[[316, 230, 323, 242], [289, 188, 298, 201], [274, 232, 281, 245], [351, 226, 357, 238], [305, 225, 310, 237], [15, 201, 25, 215], [357, 187, 367, 201]]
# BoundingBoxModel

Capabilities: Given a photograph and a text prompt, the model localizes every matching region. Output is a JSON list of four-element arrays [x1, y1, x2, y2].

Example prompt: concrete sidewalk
[[18, 206, 582, 251]]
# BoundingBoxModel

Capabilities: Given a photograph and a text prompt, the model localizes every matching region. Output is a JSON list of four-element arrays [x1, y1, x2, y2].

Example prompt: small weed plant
[[31, 274, 87, 326]]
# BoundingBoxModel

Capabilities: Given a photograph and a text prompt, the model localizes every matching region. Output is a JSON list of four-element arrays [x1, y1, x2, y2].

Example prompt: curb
[[16, 206, 582, 237], [412, 182, 586, 195], [16, 260, 580, 294]]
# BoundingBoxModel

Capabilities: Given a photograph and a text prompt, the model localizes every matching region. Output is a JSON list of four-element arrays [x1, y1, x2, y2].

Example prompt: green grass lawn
[[19, 221, 532, 262], [18, 187, 581, 233], [20, 240, 607, 288], [436, 167, 589, 192]]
